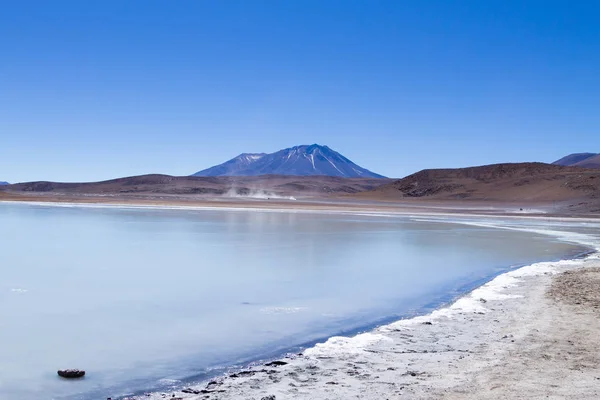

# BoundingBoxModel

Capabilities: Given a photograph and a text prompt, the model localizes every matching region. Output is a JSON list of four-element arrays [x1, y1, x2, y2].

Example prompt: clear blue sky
[[1, 1, 598, 182]]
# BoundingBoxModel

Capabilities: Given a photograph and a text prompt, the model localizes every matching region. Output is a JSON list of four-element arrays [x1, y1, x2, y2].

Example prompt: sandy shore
[[134, 250, 600, 400], [3, 191, 596, 219]]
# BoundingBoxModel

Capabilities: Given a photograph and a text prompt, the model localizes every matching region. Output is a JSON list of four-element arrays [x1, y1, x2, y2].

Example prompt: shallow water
[[0, 204, 588, 399]]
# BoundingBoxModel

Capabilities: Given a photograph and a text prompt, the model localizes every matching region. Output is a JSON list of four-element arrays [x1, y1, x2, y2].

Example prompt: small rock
[[261, 396, 276, 400], [479, 298, 487, 303], [422, 321, 432, 325], [229, 370, 255, 378], [205, 380, 222, 390], [57, 369, 85, 379], [265, 361, 288, 367]]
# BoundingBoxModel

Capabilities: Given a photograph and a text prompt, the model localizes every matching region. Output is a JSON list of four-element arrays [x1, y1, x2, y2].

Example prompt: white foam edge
[[305, 256, 593, 358], [305, 220, 599, 358]]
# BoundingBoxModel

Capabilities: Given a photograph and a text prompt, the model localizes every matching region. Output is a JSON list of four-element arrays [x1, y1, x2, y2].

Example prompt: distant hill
[[0, 181, 8, 185], [3, 163, 600, 213], [553, 153, 600, 169], [192, 144, 386, 178], [362, 162, 600, 211], [568, 154, 600, 169], [0, 174, 388, 197]]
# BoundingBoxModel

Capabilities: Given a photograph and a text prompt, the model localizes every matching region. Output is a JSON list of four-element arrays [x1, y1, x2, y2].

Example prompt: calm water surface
[[0, 204, 588, 399]]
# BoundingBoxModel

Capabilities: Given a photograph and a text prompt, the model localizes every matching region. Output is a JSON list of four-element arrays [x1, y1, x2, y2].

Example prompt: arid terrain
[[360, 162, 600, 213], [0, 174, 387, 196], [0, 174, 391, 212], [554, 152, 600, 169], [2, 162, 599, 216]]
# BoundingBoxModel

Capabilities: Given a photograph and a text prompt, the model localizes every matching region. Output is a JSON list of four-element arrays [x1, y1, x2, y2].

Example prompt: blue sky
[[1, 1, 599, 182]]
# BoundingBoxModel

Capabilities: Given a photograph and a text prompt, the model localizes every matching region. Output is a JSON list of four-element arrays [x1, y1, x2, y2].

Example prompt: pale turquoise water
[[0, 203, 589, 399]]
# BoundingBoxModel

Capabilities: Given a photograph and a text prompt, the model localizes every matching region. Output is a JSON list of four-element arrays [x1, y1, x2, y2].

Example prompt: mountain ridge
[[192, 144, 386, 178], [553, 153, 600, 169]]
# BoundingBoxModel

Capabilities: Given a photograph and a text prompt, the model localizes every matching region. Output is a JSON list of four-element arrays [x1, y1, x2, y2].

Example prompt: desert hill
[[571, 154, 600, 169], [3, 163, 600, 214], [553, 153, 600, 169], [362, 162, 599, 211], [0, 174, 388, 198]]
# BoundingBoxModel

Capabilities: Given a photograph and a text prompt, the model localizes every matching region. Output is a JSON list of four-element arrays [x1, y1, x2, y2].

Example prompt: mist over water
[[0, 204, 588, 399], [223, 188, 296, 200]]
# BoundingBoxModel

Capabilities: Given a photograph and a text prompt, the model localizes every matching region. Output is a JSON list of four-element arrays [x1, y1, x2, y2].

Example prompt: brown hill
[[0, 174, 389, 197], [363, 163, 600, 210], [553, 152, 600, 169], [552, 153, 598, 167], [573, 154, 600, 169]]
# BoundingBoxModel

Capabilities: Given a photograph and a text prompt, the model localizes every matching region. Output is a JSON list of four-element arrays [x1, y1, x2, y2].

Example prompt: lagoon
[[0, 203, 586, 399]]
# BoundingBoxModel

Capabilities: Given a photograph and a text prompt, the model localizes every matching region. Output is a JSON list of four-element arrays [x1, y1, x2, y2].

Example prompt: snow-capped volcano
[[192, 144, 386, 178]]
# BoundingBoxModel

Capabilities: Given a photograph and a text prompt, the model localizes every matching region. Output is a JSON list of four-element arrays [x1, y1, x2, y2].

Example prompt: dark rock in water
[[57, 369, 85, 378], [264, 360, 288, 367], [205, 380, 222, 390], [261, 396, 276, 400], [229, 370, 256, 378], [199, 389, 226, 394]]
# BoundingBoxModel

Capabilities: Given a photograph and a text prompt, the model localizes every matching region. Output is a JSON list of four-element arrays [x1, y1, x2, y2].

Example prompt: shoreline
[[118, 220, 600, 400], [2, 198, 599, 223], [4, 190, 600, 220]]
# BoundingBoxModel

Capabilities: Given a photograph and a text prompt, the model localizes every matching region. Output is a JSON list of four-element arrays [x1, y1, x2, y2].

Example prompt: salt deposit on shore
[[133, 239, 600, 399]]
